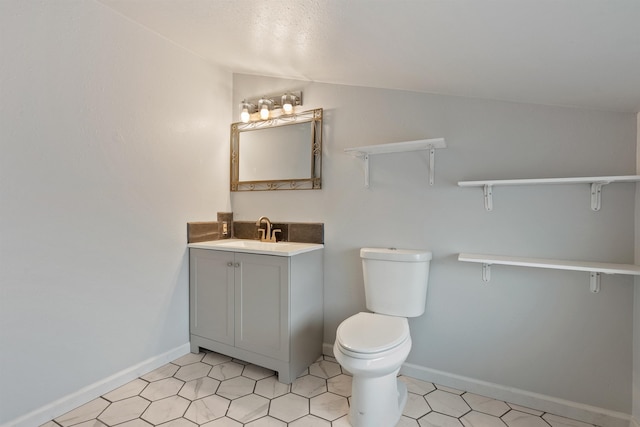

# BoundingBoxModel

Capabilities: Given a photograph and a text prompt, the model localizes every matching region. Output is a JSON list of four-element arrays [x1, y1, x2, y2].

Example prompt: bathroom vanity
[[188, 239, 323, 383]]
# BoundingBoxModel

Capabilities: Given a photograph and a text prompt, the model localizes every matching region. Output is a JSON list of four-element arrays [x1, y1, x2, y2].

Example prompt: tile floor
[[41, 351, 598, 427]]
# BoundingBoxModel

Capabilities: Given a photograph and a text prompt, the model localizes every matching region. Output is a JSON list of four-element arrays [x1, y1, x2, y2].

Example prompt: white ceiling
[[98, 0, 640, 113]]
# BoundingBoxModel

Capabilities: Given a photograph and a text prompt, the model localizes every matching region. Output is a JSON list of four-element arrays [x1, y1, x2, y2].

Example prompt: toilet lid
[[337, 312, 409, 354]]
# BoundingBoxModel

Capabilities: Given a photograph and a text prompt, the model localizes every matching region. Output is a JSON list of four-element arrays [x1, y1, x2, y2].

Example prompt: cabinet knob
[[227, 262, 233, 267], [235, 263, 240, 268]]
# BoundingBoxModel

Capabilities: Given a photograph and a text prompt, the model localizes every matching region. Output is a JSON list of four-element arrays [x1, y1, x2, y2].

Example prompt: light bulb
[[260, 103, 270, 120], [281, 94, 295, 114], [240, 107, 250, 123]]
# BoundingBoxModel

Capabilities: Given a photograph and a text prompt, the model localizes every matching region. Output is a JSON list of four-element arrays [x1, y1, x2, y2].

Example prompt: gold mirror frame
[[230, 108, 322, 191]]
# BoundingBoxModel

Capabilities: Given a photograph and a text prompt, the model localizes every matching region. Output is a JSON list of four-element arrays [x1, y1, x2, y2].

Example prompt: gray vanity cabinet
[[189, 247, 323, 383]]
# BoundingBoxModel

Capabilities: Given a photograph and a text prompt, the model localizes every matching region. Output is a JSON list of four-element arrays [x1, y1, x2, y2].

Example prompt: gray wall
[[0, 1, 231, 423], [231, 74, 637, 413], [634, 113, 640, 425]]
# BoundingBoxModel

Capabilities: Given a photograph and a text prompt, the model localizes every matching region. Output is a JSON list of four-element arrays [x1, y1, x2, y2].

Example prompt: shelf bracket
[[590, 182, 609, 211], [429, 148, 436, 186], [363, 154, 370, 188], [589, 272, 601, 293], [483, 185, 493, 211], [482, 263, 491, 282]]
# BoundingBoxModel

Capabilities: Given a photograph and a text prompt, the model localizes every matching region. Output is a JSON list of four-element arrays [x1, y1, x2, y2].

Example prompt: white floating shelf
[[458, 252, 640, 293], [458, 175, 640, 211], [345, 138, 447, 187]]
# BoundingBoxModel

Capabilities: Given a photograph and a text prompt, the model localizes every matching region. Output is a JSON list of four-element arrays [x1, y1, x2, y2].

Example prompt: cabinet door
[[235, 253, 289, 361], [190, 249, 235, 346]]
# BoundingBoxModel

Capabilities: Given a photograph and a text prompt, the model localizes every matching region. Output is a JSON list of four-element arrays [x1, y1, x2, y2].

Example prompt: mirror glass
[[231, 108, 322, 191]]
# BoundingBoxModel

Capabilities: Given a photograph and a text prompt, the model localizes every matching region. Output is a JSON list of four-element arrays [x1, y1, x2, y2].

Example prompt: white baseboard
[[3, 343, 191, 427], [401, 363, 630, 427], [323, 343, 631, 427], [323, 342, 335, 357]]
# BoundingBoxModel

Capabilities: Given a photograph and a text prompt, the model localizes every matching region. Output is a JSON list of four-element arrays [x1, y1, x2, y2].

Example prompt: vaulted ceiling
[[99, 0, 640, 112]]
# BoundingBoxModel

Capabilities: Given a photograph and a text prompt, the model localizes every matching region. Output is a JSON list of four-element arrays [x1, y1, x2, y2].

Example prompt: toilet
[[333, 247, 432, 427]]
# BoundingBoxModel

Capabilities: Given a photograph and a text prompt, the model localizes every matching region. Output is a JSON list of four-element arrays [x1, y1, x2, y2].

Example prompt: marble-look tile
[[141, 395, 190, 425], [505, 404, 543, 417], [269, 393, 310, 422], [461, 411, 508, 427], [174, 362, 212, 382], [289, 414, 331, 426], [399, 376, 436, 395], [291, 374, 327, 398], [419, 412, 465, 427], [542, 414, 595, 427], [173, 352, 205, 366], [98, 396, 150, 426], [184, 395, 230, 424], [227, 394, 270, 423], [327, 374, 352, 397], [41, 351, 599, 427], [403, 392, 431, 418], [73, 420, 109, 427], [208, 361, 245, 381], [103, 379, 148, 402], [309, 360, 342, 378], [202, 352, 233, 366], [502, 410, 552, 427], [242, 364, 275, 380], [141, 363, 179, 382], [201, 416, 242, 427], [463, 393, 510, 417], [245, 415, 287, 426], [254, 376, 290, 399], [179, 377, 221, 400], [425, 390, 471, 418], [397, 416, 421, 426], [333, 415, 351, 426], [310, 392, 349, 421], [436, 384, 465, 395], [216, 376, 256, 400], [156, 417, 197, 427], [55, 398, 110, 426], [116, 419, 153, 427], [140, 377, 184, 401]]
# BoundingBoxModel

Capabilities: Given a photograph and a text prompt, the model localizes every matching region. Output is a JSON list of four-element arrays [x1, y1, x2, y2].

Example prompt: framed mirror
[[230, 108, 322, 191]]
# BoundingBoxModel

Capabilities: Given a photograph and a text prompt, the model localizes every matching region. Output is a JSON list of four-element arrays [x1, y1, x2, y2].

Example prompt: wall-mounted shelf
[[458, 252, 640, 293], [458, 175, 640, 211], [345, 138, 447, 187]]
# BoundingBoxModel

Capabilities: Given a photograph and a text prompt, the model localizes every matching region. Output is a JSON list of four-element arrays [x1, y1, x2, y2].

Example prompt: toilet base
[[348, 369, 407, 427]]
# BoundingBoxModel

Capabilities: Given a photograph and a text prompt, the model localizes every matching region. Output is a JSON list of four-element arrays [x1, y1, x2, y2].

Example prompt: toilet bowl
[[334, 248, 432, 427], [334, 312, 412, 427]]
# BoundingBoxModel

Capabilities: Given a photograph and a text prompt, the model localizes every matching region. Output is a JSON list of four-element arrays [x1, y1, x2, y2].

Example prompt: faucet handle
[[270, 229, 282, 243], [258, 229, 266, 241]]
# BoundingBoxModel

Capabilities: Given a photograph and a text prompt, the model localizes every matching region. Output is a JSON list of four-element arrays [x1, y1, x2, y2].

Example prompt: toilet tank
[[361, 247, 432, 317]]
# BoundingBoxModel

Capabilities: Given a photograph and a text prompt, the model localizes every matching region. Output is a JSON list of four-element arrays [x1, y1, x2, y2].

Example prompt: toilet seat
[[336, 312, 409, 358]]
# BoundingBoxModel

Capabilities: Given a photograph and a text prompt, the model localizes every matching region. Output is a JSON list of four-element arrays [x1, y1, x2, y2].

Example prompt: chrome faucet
[[256, 216, 281, 242]]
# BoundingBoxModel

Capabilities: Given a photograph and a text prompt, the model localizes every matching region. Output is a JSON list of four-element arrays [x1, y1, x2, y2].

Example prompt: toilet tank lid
[[360, 247, 432, 262]]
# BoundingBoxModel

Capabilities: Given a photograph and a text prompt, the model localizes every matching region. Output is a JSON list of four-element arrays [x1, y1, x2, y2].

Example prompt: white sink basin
[[188, 239, 323, 256]]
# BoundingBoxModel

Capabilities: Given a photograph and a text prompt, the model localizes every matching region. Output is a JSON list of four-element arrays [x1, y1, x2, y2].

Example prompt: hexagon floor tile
[[45, 351, 599, 427]]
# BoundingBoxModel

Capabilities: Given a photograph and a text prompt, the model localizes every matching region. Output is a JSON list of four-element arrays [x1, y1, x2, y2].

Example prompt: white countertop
[[188, 239, 324, 256]]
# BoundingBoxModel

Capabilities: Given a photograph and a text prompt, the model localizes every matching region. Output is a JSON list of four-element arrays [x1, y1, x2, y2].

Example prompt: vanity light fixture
[[238, 91, 303, 122]]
